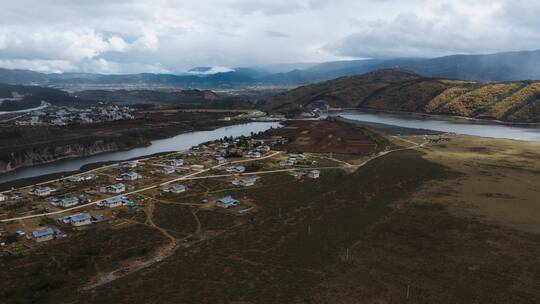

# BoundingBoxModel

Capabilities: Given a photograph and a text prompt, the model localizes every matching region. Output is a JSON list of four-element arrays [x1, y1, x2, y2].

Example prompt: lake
[[330, 111, 540, 142], [0, 121, 281, 184]]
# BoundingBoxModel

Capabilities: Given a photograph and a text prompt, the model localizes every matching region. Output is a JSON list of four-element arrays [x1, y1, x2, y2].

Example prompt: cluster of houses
[[15, 104, 134, 127]]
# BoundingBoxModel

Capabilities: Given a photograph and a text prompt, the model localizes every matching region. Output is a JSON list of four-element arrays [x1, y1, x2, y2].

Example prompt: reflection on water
[[0, 122, 281, 184]]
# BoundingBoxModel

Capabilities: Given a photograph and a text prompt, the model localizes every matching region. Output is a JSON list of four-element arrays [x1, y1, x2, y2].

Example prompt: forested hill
[[264, 69, 540, 123]]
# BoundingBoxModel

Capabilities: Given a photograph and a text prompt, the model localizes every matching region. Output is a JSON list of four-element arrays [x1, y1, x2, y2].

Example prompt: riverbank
[[0, 109, 241, 175]]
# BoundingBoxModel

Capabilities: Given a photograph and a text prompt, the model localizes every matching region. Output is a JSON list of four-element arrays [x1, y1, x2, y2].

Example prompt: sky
[[0, 0, 539, 74]]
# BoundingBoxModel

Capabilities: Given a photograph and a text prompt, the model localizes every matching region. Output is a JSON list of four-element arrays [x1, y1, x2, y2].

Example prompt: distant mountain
[[0, 50, 540, 87], [264, 69, 540, 123]]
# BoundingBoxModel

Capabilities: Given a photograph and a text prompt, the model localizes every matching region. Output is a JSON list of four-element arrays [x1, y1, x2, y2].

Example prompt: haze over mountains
[[1, 50, 540, 88]]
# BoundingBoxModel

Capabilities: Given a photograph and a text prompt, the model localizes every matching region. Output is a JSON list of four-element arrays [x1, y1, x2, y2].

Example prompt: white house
[[307, 169, 320, 179], [167, 159, 184, 167], [226, 165, 246, 173], [30, 186, 56, 197], [99, 196, 124, 208], [57, 196, 79, 208], [0, 193, 6, 202], [279, 160, 295, 167], [216, 156, 226, 164], [117, 172, 142, 181], [216, 196, 240, 208], [162, 184, 187, 193], [101, 183, 126, 194], [232, 176, 258, 187], [246, 151, 262, 158], [161, 166, 176, 175]]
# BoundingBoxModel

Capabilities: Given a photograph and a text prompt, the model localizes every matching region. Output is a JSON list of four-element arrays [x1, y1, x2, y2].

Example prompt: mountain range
[[1, 50, 540, 88]]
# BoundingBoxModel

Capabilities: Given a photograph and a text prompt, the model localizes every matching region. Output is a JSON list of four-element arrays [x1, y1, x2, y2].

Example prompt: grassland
[[0, 119, 539, 303]]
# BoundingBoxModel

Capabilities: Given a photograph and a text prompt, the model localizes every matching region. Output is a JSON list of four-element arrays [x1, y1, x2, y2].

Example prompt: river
[[329, 111, 540, 142], [0, 121, 281, 184], [1, 111, 539, 184]]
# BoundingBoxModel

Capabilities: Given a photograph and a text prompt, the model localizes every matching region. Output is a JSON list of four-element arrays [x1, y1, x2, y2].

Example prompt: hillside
[[1, 50, 540, 88], [264, 70, 540, 123]]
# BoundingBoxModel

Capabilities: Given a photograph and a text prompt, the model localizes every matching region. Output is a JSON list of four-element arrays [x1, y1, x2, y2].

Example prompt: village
[[13, 103, 134, 126], [0, 127, 332, 254]]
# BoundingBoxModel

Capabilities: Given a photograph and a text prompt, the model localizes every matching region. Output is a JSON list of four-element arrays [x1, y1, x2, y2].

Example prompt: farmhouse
[[70, 173, 97, 182], [101, 183, 126, 194], [246, 151, 262, 158], [307, 169, 320, 179], [232, 176, 258, 187], [117, 172, 142, 181], [162, 184, 187, 193], [66, 213, 92, 226], [279, 160, 295, 167], [57, 196, 79, 208], [30, 186, 56, 197], [99, 196, 124, 208], [226, 165, 246, 173], [32, 227, 55, 242], [0, 193, 6, 202], [119, 161, 138, 169], [166, 159, 184, 167], [216, 156, 226, 164], [161, 166, 176, 175], [216, 196, 240, 208]]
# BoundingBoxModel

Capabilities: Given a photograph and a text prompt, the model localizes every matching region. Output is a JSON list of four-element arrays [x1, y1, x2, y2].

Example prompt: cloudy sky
[[1, 0, 539, 74]]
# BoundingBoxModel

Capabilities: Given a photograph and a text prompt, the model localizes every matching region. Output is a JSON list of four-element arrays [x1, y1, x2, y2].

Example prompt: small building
[[119, 161, 138, 169], [216, 156, 226, 164], [161, 166, 176, 175], [162, 184, 187, 194], [99, 196, 124, 208], [279, 160, 295, 167], [232, 176, 258, 187], [70, 173, 97, 182], [32, 227, 55, 242], [226, 165, 246, 173], [167, 159, 184, 167], [307, 169, 320, 179], [30, 186, 56, 197], [57, 196, 79, 208], [0, 193, 6, 202], [289, 153, 305, 161], [216, 196, 240, 209], [117, 172, 142, 181], [191, 164, 205, 170], [67, 213, 92, 226], [104, 183, 126, 194], [246, 151, 262, 158]]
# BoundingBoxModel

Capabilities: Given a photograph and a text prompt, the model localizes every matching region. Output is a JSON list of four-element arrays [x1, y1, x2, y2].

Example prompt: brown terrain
[[0, 120, 539, 304], [268, 120, 385, 154]]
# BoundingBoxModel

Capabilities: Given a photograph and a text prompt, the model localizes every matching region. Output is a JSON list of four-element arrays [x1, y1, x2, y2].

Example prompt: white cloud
[[0, 0, 538, 73]]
